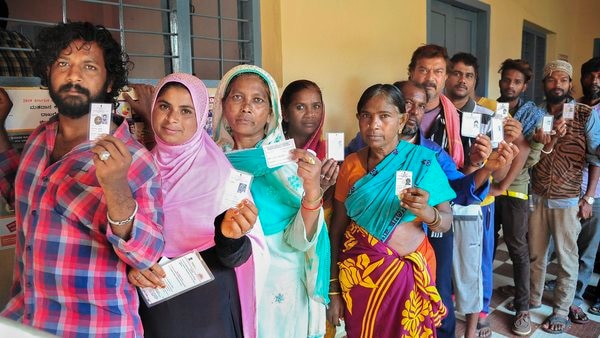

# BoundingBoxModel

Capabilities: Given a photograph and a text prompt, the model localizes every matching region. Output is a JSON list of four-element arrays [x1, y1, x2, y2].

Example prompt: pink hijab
[[151, 73, 267, 338]]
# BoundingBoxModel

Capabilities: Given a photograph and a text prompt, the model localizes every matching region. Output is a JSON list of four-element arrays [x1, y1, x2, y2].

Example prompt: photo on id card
[[395, 170, 413, 196], [88, 103, 112, 141], [542, 115, 554, 134], [461, 112, 482, 138], [491, 118, 504, 144], [495, 102, 509, 119]]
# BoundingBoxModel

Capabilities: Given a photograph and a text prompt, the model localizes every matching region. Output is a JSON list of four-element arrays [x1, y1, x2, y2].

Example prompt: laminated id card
[[461, 112, 482, 138], [139, 251, 215, 307], [326, 132, 345, 161], [491, 117, 504, 144], [542, 115, 554, 134], [220, 169, 253, 211], [562, 102, 575, 119], [395, 170, 413, 195], [88, 103, 112, 140], [263, 139, 296, 168], [495, 102, 509, 119]]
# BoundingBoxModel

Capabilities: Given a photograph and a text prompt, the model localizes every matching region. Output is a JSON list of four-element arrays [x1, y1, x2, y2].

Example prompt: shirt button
[[25, 281, 32, 288], [31, 210, 37, 216], [42, 176, 49, 183], [26, 245, 32, 251], [25, 313, 32, 320]]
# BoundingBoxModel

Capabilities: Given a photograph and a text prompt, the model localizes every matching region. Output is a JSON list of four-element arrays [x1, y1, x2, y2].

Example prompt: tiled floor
[[454, 239, 600, 338]]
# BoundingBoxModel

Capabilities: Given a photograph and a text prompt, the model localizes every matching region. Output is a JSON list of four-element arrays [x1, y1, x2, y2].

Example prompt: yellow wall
[[262, 0, 600, 138], [484, 0, 600, 99], [262, 0, 428, 137]]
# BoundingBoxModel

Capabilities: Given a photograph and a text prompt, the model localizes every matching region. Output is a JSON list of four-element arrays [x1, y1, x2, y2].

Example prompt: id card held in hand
[[220, 169, 253, 211], [461, 112, 482, 138], [139, 252, 214, 307], [263, 138, 296, 168], [88, 103, 112, 141], [395, 170, 413, 195]]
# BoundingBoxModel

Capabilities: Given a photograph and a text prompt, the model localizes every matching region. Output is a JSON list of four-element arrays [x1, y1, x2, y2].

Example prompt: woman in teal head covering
[[212, 65, 330, 337]]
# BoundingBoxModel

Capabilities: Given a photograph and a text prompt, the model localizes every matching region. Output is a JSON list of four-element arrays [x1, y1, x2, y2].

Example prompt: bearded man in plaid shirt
[[0, 21, 164, 337]]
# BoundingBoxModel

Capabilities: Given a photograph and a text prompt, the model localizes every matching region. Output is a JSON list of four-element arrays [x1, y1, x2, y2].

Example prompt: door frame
[[427, 0, 491, 97]]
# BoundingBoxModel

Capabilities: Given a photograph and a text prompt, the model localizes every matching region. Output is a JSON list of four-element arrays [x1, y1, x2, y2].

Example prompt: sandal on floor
[[589, 302, 600, 316], [541, 314, 572, 334], [476, 319, 492, 338], [569, 305, 589, 324]]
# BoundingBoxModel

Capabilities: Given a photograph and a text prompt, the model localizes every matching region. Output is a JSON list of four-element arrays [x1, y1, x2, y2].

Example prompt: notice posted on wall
[[1, 88, 57, 250], [139, 251, 215, 307], [4, 88, 57, 151]]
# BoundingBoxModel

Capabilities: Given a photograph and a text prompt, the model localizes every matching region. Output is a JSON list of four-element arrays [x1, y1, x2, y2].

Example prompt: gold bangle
[[541, 147, 553, 154], [329, 278, 338, 282], [328, 291, 341, 295], [427, 208, 443, 230], [428, 216, 442, 230], [425, 207, 440, 226]]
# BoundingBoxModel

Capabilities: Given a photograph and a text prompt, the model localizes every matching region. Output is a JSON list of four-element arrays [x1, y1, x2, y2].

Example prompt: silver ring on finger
[[99, 150, 111, 161]]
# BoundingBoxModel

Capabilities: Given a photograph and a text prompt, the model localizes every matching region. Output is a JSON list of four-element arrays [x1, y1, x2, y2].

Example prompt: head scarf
[[151, 73, 269, 337], [151, 72, 232, 257], [281, 82, 327, 160], [212, 65, 331, 305], [213, 65, 285, 150]]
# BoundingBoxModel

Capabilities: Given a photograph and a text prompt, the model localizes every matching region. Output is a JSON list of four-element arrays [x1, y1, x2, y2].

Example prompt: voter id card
[[263, 138, 296, 168], [395, 170, 413, 195], [461, 112, 482, 138], [326, 132, 345, 161], [88, 103, 112, 140], [542, 115, 554, 134], [220, 169, 253, 211], [562, 102, 575, 119], [496, 102, 509, 119]]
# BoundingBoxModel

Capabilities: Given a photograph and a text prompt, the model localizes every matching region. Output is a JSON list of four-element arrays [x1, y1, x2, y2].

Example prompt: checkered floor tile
[[453, 239, 600, 337]]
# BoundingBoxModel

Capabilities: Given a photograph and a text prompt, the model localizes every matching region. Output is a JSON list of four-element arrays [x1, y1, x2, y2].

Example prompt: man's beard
[[545, 89, 567, 105], [49, 82, 109, 118], [583, 85, 600, 102], [499, 90, 519, 102], [401, 117, 419, 137]]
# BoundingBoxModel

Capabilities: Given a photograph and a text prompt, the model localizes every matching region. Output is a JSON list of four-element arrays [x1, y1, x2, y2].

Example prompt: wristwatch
[[582, 196, 595, 205]]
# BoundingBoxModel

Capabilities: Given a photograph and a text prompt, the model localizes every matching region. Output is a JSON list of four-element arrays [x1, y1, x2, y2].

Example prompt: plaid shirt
[[0, 116, 164, 337]]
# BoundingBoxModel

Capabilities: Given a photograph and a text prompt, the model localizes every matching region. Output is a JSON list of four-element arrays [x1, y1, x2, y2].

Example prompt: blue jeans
[[574, 198, 600, 306], [428, 228, 455, 338], [481, 203, 495, 313]]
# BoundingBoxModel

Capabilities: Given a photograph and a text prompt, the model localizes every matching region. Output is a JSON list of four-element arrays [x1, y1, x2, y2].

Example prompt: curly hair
[[33, 21, 132, 105], [498, 58, 533, 84]]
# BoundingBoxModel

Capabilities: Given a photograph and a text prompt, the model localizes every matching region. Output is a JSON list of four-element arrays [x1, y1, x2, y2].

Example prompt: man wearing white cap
[[528, 59, 600, 334]]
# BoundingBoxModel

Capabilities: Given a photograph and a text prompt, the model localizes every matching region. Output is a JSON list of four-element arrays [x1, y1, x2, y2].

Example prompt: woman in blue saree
[[327, 84, 456, 337]]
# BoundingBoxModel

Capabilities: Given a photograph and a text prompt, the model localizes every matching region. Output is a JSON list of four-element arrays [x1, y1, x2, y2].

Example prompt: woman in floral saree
[[327, 84, 456, 337]]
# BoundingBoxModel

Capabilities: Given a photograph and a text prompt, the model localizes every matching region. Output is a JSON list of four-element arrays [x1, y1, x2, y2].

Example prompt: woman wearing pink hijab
[[127, 73, 268, 338]]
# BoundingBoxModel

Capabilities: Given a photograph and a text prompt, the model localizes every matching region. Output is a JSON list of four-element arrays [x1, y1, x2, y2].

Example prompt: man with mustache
[[489, 58, 546, 336], [0, 22, 164, 337], [397, 79, 514, 208], [445, 52, 502, 338], [529, 60, 600, 334], [407, 45, 463, 338]]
